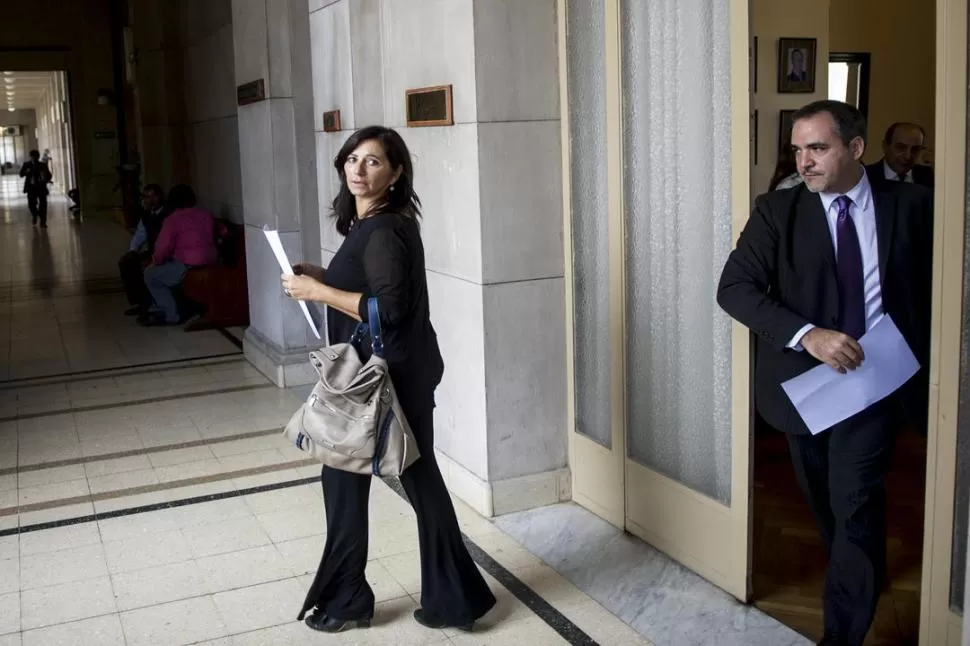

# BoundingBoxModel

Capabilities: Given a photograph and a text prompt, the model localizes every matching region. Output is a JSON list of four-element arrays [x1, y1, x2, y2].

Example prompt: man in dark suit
[[717, 100, 933, 646], [19, 149, 53, 227], [865, 122, 934, 189], [118, 183, 171, 316]]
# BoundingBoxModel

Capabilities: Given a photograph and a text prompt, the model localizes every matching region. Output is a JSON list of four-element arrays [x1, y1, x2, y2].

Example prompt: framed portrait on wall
[[778, 110, 796, 155], [777, 38, 817, 93]]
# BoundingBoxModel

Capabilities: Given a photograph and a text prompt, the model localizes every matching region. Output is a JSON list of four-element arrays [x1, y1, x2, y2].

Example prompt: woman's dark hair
[[332, 126, 421, 236], [167, 184, 197, 209], [768, 146, 798, 191]]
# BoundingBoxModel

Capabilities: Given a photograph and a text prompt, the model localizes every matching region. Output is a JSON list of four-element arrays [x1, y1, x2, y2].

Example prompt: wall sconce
[[96, 89, 115, 106]]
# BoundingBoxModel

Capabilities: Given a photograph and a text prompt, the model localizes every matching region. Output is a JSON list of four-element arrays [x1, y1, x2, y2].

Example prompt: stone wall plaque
[[405, 85, 453, 127], [237, 79, 266, 106], [323, 110, 341, 133]]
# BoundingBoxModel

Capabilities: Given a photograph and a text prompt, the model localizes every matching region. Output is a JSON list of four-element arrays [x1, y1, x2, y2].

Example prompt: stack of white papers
[[781, 315, 919, 435]]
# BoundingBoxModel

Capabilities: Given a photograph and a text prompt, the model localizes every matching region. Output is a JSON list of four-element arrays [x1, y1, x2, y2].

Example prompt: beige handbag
[[282, 298, 420, 476]]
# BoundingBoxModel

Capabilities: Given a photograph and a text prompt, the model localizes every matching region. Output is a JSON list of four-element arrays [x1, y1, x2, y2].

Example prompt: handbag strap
[[349, 297, 385, 359]]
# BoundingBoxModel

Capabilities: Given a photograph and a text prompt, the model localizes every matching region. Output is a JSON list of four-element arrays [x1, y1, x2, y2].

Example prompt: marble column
[[232, 0, 322, 386], [308, 0, 567, 517]]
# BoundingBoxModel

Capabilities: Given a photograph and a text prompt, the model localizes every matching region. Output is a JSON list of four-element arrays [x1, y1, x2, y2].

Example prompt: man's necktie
[[835, 195, 866, 339], [896, 174, 907, 182]]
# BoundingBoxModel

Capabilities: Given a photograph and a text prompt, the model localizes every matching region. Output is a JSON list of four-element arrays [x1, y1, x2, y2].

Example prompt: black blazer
[[865, 160, 935, 190], [717, 181, 934, 435], [20, 160, 52, 196]]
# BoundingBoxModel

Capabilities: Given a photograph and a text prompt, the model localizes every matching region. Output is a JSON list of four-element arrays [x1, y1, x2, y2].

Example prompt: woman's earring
[[389, 184, 396, 192]]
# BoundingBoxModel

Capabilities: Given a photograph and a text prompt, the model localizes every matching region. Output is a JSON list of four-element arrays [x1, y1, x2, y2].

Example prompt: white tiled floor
[[0, 176, 650, 645]]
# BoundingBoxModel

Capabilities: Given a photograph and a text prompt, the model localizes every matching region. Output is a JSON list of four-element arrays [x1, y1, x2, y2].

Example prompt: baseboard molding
[[243, 328, 316, 388], [435, 449, 571, 518]]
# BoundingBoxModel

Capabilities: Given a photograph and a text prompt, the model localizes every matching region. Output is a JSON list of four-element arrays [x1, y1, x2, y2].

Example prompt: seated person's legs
[[141, 262, 190, 326], [119, 251, 152, 315]]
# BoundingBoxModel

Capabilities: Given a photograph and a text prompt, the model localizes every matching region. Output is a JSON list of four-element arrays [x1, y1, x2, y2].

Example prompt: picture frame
[[405, 85, 454, 128], [778, 109, 796, 155], [322, 110, 341, 133], [750, 36, 758, 94], [777, 38, 817, 94]]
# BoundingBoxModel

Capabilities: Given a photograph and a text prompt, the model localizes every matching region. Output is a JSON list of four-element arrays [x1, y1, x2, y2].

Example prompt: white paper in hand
[[262, 226, 321, 339], [781, 314, 919, 434]]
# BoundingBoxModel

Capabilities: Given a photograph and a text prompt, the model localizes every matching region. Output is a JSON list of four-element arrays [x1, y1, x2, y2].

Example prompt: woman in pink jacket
[[139, 184, 218, 326]]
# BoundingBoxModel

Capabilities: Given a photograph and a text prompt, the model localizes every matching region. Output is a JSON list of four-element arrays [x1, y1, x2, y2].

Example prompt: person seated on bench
[[120, 183, 172, 316], [139, 184, 218, 327]]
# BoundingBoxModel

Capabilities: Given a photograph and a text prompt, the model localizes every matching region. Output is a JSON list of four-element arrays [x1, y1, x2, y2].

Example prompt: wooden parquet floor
[[752, 427, 926, 645]]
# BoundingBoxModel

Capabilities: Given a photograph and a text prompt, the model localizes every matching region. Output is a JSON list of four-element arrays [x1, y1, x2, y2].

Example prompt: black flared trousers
[[298, 410, 496, 624]]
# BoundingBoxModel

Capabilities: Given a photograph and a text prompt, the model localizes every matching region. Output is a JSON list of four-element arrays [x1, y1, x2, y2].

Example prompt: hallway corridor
[[0, 175, 649, 644]]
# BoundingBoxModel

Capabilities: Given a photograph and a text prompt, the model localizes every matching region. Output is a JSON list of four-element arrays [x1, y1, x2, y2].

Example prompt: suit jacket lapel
[[798, 190, 836, 274], [872, 189, 896, 282]]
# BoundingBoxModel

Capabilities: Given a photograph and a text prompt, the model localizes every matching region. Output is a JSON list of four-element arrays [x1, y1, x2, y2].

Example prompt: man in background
[[865, 122, 934, 189], [19, 149, 52, 228], [119, 184, 170, 316]]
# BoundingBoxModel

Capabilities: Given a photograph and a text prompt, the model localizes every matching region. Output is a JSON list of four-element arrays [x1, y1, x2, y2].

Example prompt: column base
[[244, 327, 317, 387], [435, 448, 571, 518]]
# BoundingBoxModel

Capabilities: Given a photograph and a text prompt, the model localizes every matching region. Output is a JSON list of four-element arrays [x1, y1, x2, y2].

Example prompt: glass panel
[[621, 0, 734, 502], [567, 0, 611, 448]]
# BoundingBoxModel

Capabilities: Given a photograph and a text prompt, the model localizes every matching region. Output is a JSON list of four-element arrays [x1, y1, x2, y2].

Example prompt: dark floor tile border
[[380, 477, 599, 646], [5, 468, 600, 645], [1, 475, 322, 538], [217, 328, 244, 350], [0, 427, 283, 477], [0, 355, 245, 391], [0, 383, 272, 422], [0, 457, 316, 517], [0, 351, 244, 388]]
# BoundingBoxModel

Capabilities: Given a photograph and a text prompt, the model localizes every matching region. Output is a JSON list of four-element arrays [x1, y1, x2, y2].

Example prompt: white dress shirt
[[788, 168, 884, 349], [883, 160, 912, 183]]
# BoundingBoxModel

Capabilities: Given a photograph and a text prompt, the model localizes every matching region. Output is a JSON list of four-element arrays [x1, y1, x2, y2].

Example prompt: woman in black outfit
[[281, 126, 496, 634]]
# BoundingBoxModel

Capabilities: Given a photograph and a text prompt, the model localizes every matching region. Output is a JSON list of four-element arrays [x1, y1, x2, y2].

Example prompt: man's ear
[[850, 136, 866, 162]]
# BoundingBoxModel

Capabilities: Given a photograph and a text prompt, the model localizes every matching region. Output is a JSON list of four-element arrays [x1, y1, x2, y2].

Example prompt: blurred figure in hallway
[[866, 122, 934, 189], [139, 184, 217, 326], [40, 148, 53, 177], [119, 183, 170, 317], [20, 149, 52, 228]]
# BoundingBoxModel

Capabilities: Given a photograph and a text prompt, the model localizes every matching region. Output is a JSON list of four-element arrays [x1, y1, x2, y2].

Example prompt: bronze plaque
[[323, 110, 342, 133], [405, 85, 454, 127], [237, 79, 266, 106]]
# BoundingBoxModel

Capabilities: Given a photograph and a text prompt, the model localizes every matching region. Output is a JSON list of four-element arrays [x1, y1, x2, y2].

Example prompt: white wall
[[309, 0, 567, 513]]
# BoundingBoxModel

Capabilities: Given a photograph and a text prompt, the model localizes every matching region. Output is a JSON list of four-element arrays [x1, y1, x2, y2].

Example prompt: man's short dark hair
[[142, 183, 164, 198], [883, 122, 925, 144], [791, 100, 867, 147], [29, 149, 39, 158]]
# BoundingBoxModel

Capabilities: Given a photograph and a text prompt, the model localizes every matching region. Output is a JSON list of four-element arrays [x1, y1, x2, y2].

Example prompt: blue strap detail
[[348, 298, 384, 359], [367, 297, 384, 359], [371, 409, 395, 477]]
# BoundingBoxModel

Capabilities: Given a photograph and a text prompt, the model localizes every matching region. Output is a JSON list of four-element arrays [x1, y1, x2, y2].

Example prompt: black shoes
[[124, 306, 146, 316], [304, 610, 371, 633], [412, 608, 474, 632]]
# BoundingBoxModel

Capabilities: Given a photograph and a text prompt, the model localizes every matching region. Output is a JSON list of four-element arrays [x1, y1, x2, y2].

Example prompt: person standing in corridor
[[717, 100, 933, 645], [20, 149, 52, 227]]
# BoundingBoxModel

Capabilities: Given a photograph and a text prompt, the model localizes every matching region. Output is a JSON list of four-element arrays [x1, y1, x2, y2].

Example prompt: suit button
[[831, 317, 838, 326]]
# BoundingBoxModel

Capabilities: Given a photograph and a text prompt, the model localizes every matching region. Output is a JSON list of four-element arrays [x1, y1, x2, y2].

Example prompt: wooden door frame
[[920, 0, 968, 643]]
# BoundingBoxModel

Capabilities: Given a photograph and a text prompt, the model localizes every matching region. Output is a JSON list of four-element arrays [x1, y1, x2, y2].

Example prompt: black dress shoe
[[304, 610, 371, 633], [137, 312, 179, 327], [124, 305, 145, 316], [413, 608, 474, 632]]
